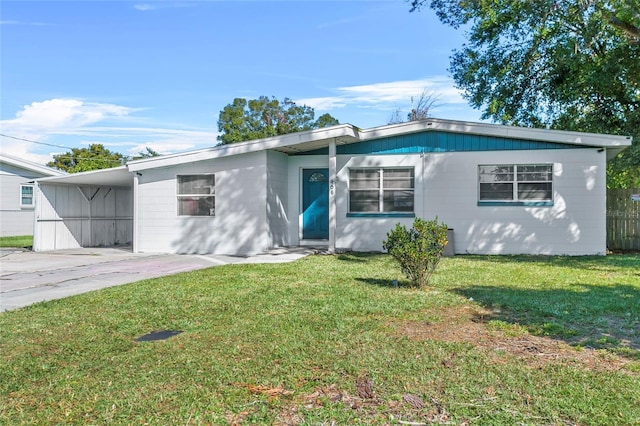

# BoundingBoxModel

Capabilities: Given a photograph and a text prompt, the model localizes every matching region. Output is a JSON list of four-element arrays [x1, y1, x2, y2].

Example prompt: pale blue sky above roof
[[0, 0, 481, 164]]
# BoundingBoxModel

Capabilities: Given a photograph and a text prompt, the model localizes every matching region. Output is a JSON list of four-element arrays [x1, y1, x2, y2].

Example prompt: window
[[177, 175, 215, 216], [20, 184, 34, 207], [349, 168, 414, 214], [308, 172, 327, 182], [479, 164, 553, 205]]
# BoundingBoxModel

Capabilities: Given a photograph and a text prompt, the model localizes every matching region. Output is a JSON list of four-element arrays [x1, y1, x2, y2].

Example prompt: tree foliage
[[47, 144, 125, 173], [133, 147, 161, 160], [383, 217, 448, 289], [217, 96, 340, 144], [410, 0, 640, 187]]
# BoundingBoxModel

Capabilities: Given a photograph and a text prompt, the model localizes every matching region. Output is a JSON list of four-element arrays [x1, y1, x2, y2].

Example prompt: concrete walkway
[[0, 246, 314, 312]]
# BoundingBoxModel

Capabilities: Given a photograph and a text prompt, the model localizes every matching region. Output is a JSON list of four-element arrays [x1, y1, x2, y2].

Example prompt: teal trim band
[[291, 131, 583, 156], [478, 201, 554, 207], [347, 212, 416, 218]]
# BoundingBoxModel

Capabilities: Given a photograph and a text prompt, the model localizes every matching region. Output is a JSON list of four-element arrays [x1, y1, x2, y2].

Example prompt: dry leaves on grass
[[395, 305, 638, 375], [275, 384, 366, 425], [233, 382, 294, 400], [275, 381, 450, 426], [356, 374, 375, 399]]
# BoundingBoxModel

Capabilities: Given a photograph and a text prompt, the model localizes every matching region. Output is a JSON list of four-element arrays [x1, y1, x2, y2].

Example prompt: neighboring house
[[33, 119, 632, 255], [0, 153, 66, 237]]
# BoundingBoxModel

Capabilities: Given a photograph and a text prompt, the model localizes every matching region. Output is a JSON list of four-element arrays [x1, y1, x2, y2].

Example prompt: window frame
[[478, 164, 553, 206], [347, 167, 415, 217], [176, 174, 216, 217], [20, 184, 35, 208]]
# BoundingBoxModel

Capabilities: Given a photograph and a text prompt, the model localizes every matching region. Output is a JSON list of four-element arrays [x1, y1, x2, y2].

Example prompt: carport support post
[[133, 172, 139, 253], [32, 181, 40, 251], [328, 139, 336, 253]]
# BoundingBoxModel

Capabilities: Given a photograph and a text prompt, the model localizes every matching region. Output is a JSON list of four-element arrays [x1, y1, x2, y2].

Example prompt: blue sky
[[1, 0, 481, 164]]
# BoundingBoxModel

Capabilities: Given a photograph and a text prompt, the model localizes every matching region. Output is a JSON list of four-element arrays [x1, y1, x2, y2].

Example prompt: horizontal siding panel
[[335, 131, 582, 156]]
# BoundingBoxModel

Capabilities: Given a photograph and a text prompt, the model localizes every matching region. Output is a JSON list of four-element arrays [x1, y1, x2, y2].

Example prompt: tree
[[388, 90, 441, 124], [47, 144, 125, 173], [133, 147, 161, 159], [409, 0, 640, 187], [217, 96, 340, 144]]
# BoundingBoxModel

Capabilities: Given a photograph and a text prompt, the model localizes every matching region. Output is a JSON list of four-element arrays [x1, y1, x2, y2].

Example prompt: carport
[[33, 167, 134, 251]]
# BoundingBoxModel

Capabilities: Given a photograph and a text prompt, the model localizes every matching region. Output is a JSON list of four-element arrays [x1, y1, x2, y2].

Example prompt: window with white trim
[[20, 184, 34, 208], [478, 164, 553, 203], [177, 175, 215, 216], [349, 168, 414, 213]]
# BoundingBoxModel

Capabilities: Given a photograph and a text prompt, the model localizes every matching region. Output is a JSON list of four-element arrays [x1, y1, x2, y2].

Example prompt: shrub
[[382, 217, 448, 289]]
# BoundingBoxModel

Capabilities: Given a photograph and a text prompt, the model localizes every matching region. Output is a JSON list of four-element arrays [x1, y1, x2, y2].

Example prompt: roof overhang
[[128, 124, 360, 171], [36, 166, 132, 187], [358, 119, 633, 161], [0, 153, 67, 176], [127, 119, 630, 170], [31, 119, 632, 181]]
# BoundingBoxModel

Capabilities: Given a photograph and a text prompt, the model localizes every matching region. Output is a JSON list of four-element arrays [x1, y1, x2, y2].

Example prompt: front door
[[302, 169, 329, 240]]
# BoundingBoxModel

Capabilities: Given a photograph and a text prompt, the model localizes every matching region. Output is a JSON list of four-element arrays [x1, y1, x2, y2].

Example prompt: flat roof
[[0, 153, 67, 176], [35, 118, 633, 186], [36, 166, 132, 187]]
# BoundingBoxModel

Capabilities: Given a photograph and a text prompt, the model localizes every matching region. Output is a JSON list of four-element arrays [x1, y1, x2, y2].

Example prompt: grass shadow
[[453, 283, 640, 360], [336, 252, 373, 263], [465, 253, 640, 274], [355, 277, 408, 288]]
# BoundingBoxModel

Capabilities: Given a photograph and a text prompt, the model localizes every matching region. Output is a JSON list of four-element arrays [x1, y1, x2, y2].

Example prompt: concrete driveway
[[0, 246, 313, 312]]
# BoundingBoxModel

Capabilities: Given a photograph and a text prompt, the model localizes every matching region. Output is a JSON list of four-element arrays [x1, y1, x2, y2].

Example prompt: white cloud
[[2, 99, 134, 136], [134, 2, 193, 12], [293, 97, 348, 111], [296, 77, 468, 112], [134, 4, 156, 11], [0, 98, 218, 164], [0, 20, 52, 26]]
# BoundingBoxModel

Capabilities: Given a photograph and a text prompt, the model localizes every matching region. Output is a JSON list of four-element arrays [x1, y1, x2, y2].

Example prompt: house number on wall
[[330, 180, 335, 196]]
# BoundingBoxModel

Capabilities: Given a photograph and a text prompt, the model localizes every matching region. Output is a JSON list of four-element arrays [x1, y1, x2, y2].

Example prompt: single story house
[[33, 119, 632, 255], [0, 153, 66, 237]]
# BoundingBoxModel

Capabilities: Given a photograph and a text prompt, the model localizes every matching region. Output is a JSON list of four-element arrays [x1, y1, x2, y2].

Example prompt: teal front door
[[302, 169, 329, 239]]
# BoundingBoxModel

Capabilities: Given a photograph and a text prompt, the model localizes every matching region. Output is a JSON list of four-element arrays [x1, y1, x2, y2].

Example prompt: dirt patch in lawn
[[395, 305, 638, 376], [273, 383, 450, 426]]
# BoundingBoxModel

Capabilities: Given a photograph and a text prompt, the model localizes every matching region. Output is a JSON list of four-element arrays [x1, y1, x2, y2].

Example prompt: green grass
[[1, 254, 639, 425], [0, 235, 32, 248]]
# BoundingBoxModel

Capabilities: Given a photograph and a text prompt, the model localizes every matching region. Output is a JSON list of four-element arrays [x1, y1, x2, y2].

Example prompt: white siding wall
[[34, 184, 132, 251], [0, 164, 49, 236], [330, 148, 607, 255], [136, 151, 269, 255], [266, 151, 290, 247]]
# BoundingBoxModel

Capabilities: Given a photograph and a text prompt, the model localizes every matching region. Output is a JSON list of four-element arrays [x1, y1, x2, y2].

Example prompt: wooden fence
[[606, 188, 640, 251]]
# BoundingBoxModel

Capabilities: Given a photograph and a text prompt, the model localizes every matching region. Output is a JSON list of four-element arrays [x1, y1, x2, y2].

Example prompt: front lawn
[[0, 235, 32, 248], [1, 254, 638, 424]]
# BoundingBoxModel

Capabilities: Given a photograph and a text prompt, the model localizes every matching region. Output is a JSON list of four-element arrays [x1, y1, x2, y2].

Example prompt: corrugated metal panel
[[34, 184, 133, 250]]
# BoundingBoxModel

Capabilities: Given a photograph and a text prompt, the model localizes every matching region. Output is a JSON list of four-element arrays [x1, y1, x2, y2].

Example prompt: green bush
[[382, 217, 448, 289]]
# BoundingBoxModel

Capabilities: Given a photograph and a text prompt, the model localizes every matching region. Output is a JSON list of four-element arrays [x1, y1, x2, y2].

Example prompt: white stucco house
[[0, 153, 66, 237], [32, 119, 632, 255]]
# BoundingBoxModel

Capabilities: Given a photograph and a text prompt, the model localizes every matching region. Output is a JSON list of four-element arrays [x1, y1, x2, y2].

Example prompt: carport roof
[[36, 166, 132, 187]]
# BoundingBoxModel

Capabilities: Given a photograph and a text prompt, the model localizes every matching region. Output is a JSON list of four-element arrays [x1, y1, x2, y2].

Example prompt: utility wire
[[0, 133, 75, 150], [0, 133, 124, 165]]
